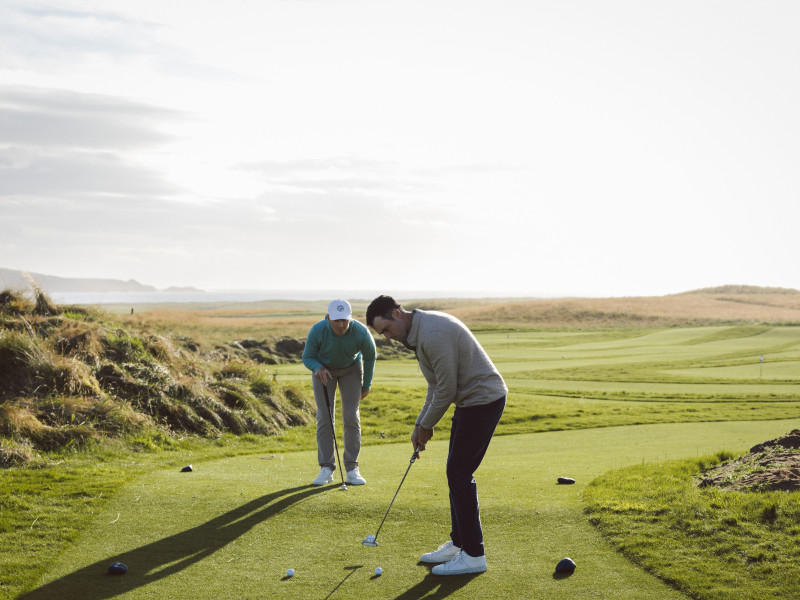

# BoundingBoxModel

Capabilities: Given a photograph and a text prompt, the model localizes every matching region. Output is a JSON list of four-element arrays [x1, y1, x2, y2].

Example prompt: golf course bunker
[[698, 429, 800, 492]]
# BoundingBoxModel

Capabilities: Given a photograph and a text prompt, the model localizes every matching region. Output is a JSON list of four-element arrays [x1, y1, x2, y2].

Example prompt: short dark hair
[[366, 295, 402, 328]]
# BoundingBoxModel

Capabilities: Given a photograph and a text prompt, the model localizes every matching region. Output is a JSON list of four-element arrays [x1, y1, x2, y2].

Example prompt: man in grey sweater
[[366, 295, 507, 575]]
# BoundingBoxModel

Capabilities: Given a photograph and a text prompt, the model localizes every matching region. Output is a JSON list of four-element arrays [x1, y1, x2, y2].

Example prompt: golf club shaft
[[372, 447, 419, 541], [322, 384, 346, 486]]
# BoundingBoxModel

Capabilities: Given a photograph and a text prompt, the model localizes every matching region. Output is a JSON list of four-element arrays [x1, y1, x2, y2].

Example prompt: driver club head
[[362, 534, 378, 547]]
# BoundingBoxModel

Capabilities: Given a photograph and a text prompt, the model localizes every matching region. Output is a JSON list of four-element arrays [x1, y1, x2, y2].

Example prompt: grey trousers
[[313, 362, 363, 470]]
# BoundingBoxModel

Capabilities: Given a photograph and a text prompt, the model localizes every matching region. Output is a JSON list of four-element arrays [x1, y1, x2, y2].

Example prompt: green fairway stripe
[[19, 419, 800, 600]]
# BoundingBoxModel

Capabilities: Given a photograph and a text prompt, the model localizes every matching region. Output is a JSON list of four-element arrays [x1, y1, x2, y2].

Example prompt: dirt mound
[[699, 430, 800, 492], [749, 430, 800, 454]]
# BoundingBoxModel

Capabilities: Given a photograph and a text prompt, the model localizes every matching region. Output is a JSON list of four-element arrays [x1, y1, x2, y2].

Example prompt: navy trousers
[[447, 396, 505, 557]]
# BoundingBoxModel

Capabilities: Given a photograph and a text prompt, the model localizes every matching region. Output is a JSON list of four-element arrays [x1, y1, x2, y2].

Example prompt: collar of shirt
[[405, 309, 419, 352]]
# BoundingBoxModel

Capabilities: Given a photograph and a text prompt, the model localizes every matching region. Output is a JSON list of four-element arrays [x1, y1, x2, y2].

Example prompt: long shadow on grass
[[19, 484, 329, 600], [393, 572, 480, 599]]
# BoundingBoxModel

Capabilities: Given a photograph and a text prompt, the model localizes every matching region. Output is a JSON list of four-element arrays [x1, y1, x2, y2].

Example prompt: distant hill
[[681, 285, 800, 295], [443, 286, 800, 328], [0, 268, 157, 293]]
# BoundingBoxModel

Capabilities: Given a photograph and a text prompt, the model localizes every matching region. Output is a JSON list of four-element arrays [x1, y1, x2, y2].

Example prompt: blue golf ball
[[108, 562, 128, 575], [555, 557, 576, 574]]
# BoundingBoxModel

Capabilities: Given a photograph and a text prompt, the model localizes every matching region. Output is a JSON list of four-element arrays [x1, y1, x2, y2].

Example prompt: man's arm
[[359, 323, 378, 391], [301, 323, 330, 382], [417, 332, 459, 429]]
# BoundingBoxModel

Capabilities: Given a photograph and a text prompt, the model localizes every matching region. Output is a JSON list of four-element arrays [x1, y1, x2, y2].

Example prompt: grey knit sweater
[[408, 309, 508, 429]]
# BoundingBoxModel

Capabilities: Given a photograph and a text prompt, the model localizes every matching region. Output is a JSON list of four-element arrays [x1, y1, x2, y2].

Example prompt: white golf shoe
[[431, 551, 487, 575], [346, 467, 366, 485], [312, 467, 334, 485], [420, 541, 461, 564]]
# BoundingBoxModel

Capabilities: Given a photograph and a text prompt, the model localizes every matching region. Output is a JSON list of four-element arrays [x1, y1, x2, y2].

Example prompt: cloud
[[0, 2, 167, 78], [0, 85, 180, 149], [237, 157, 421, 194], [0, 85, 188, 202], [237, 155, 514, 200], [0, 2, 242, 85], [0, 147, 180, 199]]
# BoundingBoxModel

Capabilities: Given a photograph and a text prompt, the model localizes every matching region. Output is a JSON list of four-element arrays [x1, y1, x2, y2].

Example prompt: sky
[[1, 0, 799, 298]]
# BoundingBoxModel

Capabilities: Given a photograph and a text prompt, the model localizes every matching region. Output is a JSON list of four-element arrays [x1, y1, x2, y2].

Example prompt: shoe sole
[[312, 479, 334, 486], [431, 565, 487, 575]]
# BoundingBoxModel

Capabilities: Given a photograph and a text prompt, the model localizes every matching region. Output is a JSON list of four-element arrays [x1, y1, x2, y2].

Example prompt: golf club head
[[341, 483, 348, 491], [362, 535, 378, 547]]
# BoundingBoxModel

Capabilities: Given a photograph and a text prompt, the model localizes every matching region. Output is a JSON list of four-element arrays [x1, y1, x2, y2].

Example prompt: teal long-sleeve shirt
[[302, 319, 377, 390]]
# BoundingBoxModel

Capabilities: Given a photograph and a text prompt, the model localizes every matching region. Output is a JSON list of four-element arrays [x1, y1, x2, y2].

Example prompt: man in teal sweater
[[303, 299, 377, 486]]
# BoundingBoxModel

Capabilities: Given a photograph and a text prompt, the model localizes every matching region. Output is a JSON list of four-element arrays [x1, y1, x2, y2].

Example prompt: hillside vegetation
[[444, 286, 800, 329], [2, 284, 799, 465], [96, 285, 800, 345], [0, 289, 314, 467]]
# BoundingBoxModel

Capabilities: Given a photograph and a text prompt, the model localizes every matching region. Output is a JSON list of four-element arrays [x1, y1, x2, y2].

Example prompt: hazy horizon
[[5, 265, 796, 304], [3, 1, 799, 297]]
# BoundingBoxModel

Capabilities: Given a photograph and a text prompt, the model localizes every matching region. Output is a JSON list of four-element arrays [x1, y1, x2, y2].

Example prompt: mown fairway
[[15, 420, 800, 600], [273, 325, 800, 438]]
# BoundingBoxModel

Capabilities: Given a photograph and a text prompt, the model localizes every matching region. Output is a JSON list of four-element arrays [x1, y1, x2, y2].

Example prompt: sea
[[47, 289, 523, 306]]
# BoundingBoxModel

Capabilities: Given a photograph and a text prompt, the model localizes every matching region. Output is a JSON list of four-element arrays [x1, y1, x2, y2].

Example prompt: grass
[[271, 325, 800, 441], [0, 432, 323, 600], [2, 291, 800, 599], [12, 420, 800, 600], [0, 289, 317, 460], [0, 459, 138, 598], [583, 453, 800, 600]]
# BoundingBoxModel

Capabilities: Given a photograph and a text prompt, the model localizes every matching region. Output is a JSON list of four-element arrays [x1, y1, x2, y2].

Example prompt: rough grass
[[448, 293, 800, 328], [0, 289, 315, 461], [91, 286, 800, 338], [583, 452, 800, 600]]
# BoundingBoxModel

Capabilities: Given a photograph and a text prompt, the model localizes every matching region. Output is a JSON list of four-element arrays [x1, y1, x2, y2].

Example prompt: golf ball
[[375, 567, 383, 576], [286, 568, 295, 577]]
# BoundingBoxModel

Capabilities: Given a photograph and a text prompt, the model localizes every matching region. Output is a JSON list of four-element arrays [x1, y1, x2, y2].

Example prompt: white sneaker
[[312, 467, 334, 485], [431, 551, 487, 575], [420, 541, 461, 564], [346, 467, 366, 485]]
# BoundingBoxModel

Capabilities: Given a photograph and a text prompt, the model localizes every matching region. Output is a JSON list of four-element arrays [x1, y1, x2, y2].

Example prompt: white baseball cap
[[327, 299, 352, 321]]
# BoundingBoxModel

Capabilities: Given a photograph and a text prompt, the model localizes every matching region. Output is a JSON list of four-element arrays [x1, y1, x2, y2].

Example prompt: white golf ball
[[286, 568, 295, 577], [375, 567, 383, 576]]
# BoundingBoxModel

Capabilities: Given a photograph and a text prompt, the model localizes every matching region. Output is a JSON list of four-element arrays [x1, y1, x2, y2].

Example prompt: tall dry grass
[[448, 293, 800, 328], [1, 289, 315, 461], [111, 289, 800, 339]]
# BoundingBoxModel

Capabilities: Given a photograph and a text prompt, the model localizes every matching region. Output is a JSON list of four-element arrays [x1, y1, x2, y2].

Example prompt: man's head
[[366, 295, 400, 328], [326, 298, 352, 336], [366, 295, 411, 345]]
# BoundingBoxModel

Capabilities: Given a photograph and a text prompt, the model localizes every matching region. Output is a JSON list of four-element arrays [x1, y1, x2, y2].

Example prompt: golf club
[[322, 383, 347, 491], [362, 446, 420, 547]]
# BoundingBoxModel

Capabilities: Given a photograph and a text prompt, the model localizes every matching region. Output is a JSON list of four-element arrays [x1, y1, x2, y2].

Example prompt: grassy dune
[[102, 286, 800, 342], [448, 291, 800, 328]]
